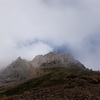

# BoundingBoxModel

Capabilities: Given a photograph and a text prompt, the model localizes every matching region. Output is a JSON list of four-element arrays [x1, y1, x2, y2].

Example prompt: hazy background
[[0, 0, 100, 70]]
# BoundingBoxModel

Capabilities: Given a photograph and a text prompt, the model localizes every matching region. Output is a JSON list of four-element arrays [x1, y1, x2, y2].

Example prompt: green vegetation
[[0, 67, 100, 96]]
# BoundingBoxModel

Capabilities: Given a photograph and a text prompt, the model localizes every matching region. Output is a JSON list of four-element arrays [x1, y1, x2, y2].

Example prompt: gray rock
[[32, 52, 85, 69], [0, 52, 86, 86], [0, 57, 40, 86]]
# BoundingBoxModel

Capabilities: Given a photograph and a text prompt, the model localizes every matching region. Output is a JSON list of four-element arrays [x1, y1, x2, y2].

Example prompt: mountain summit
[[0, 52, 100, 100], [32, 52, 85, 69], [0, 57, 39, 86], [0, 52, 85, 87]]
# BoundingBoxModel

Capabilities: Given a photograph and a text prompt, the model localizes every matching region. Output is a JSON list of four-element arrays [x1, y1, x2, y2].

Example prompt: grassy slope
[[0, 67, 100, 96]]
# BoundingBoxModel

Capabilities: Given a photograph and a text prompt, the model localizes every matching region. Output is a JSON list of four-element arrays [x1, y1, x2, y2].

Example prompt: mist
[[0, 0, 100, 70]]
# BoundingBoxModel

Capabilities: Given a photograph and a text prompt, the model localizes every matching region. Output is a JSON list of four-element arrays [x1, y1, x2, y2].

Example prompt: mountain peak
[[16, 57, 22, 61], [45, 52, 73, 58], [32, 52, 85, 69], [0, 52, 85, 87]]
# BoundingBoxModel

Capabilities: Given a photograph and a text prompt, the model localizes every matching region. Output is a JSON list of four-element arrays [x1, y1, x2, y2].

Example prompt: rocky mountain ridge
[[0, 52, 86, 87], [0, 52, 100, 100], [0, 57, 39, 86], [32, 52, 85, 69]]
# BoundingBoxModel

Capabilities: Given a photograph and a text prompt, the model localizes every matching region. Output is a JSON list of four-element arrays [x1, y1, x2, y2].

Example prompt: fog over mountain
[[0, 0, 100, 70], [0, 52, 100, 100], [0, 52, 86, 86]]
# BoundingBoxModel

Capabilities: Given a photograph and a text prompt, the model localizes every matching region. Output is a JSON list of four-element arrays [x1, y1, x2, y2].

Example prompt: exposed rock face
[[31, 55, 45, 68], [32, 52, 85, 69], [0, 52, 85, 86], [0, 57, 39, 86]]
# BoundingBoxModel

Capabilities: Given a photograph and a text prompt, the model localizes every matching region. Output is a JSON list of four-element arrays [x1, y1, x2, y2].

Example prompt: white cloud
[[16, 41, 53, 60], [0, 0, 100, 70]]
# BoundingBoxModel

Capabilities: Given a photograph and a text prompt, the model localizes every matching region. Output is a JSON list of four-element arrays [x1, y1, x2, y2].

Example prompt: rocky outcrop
[[0, 57, 40, 86], [0, 52, 86, 87], [31, 52, 85, 69]]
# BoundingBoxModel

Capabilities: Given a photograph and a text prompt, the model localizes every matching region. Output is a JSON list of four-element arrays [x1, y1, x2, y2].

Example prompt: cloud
[[0, 0, 100, 70]]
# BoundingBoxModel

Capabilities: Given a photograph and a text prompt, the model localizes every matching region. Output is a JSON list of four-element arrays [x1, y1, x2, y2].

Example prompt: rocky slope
[[0, 52, 100, 100], [0, 57, 40, 86], [32, 52, 85, 69], [0, 52, 86, 87], [0, 67, 100, 100]]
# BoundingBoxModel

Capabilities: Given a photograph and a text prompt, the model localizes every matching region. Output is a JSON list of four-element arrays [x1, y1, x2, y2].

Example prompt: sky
[[0, 0, 100, 70]]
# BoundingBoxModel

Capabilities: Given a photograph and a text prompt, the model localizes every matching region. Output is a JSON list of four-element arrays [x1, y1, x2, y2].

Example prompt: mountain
[[0, 57, 40, 86], [0, 52, 100, 99], [0, 67, 100, 100], [32, 52, 85, 69], [0, 52, 86, 87]]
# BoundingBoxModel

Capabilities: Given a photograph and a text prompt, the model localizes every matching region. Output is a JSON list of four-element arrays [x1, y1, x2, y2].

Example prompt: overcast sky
[[0, 0, 100, 70]]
